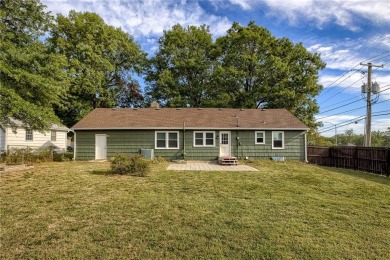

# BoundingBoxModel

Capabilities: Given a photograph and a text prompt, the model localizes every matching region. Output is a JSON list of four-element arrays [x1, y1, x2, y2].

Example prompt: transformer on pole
[[360, 62, 384, 147]]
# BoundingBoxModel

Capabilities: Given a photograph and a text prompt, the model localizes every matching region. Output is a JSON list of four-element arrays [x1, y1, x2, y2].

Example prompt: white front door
[[95, 134, 107, 160], [219, 131, 231, 157]]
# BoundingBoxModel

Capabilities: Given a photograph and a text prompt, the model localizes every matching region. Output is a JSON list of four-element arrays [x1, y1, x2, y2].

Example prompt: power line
[[320, 110, 390, 132], [370, 52, 390, 63], [319, 112, 390, 134], [318, 87, 390, 118], [320, 95, 362, 110], [319, 50, 390, 98], [318, 98, 363, 115], [319, 75, 366, 105], [319, 67, 363, 97], [318, 99, 388, 120]]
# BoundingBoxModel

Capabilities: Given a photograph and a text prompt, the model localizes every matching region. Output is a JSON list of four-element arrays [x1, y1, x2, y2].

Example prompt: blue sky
[[42, 0, 390, 136]]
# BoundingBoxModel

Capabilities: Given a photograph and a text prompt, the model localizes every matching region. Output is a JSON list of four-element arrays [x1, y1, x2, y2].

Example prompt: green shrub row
[[110, 153, 151, 176], [4, 147, 73, 164]]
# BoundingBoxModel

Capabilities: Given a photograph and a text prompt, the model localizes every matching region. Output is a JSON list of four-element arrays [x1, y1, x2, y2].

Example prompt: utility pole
[[360, 62, 383, 147]]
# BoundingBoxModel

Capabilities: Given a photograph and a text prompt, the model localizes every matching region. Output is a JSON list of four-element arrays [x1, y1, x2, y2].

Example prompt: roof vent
[[176, 108, 182, 110], [133, 108, 138, 110], [112, 108, 117, 110], [218, 108, 223, 110], [240, 108, 245, 111], [155, 108, 160, 110], [150, 101, 160, 109], [197, 108, 203, 110]]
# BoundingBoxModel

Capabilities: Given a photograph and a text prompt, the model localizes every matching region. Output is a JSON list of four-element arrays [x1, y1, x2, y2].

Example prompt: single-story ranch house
[[72, 107, 309, 161], [0, 119, 69, 152]]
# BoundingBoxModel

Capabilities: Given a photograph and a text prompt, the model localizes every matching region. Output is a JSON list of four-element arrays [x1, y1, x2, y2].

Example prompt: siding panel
[[76, 129, 306, 161], [5, 127, 67, 150]]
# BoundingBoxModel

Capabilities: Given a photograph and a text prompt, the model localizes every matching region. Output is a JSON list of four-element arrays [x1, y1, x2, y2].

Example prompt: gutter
[[304, 131, 308, 163], [72, 127, 310, 131], [183, 122, 186, 160], [68, 129, 76, 161]]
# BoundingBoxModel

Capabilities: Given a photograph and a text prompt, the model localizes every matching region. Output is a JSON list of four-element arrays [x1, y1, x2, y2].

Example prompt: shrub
[[111, 153, 150, 176], [64, 152, 74, 161], [53, 152, 64, 162], [5, 147, 54, 165], [153, 156, 167, 163]]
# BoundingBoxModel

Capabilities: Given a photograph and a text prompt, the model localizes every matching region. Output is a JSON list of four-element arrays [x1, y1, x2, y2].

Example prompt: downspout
[[3, 127, 7, 153], [182, 122, 186, 160], [304, 131, 308, 163], [236, 130, 239, 158], [68, 129, 76, 161]]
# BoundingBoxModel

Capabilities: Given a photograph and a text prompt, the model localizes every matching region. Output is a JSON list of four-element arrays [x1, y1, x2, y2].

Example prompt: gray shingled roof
[[72, 108, 309, 130]]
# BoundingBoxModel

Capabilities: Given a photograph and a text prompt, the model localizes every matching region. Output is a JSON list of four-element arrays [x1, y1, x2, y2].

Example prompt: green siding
[[75, 129, 306, 161], [232, 130, 305, 161]]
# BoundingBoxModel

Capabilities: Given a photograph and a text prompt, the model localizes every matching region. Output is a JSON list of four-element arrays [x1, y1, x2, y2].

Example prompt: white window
[[25, 129, 33, 141], [155, 131, 179, 149], [51, 130, 56, 141], [272, 131, 284, 149], [193, 131, 215, 147], [255, 131, 265, 144]]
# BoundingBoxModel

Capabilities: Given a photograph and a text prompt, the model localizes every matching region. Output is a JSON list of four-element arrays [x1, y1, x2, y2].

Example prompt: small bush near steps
[[110, 153, 151, 176]]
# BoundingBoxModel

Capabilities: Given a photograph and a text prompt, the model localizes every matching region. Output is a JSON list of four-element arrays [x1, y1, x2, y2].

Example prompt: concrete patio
[[167, 161, 258, 171]]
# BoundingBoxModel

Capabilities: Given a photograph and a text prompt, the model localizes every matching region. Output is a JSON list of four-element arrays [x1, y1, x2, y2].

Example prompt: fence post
[[353, 147, 358, 171], [329, 147, 334, 168]]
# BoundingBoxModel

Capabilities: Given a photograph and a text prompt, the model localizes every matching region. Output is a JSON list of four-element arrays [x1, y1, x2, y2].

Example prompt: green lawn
[[1, 161, 389, 259]]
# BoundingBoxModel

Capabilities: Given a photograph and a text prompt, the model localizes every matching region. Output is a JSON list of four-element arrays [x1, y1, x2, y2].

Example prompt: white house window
[[255, 131, 265, 144], [155, 131, 179, 149], [272, 131, 284, 149], [25, 129, 33, 141], [51, 130, 56, 141], [193, 131, 215, 147]]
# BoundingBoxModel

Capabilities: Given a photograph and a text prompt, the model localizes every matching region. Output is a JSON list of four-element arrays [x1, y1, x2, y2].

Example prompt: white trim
[[155, 131, 179, 149], [25, 129, 33, 141], [304, 131, 308, 162], [95, 134, 107, 160], [272, 131, 284, 149], [74, 131, 76, 161], [193, 131, 216, 147], [255, 131, 265, 144], [219, 131, 231, 157], [73, 127, 309, 131], [51, 130, 56, 142]]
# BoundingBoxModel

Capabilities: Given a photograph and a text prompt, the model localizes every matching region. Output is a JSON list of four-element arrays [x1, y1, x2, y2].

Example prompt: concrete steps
[[218, 156, 238, 165]]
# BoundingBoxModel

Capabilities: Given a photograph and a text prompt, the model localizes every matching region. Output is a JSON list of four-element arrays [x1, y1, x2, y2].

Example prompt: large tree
[[146, 24, 215, 107], [0, 0, 67, 130], [214, 22, 326, 128], [48, 11, 147, 127]]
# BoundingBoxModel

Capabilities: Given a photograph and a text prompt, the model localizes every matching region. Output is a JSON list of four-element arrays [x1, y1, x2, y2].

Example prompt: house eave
[[72, 127, 309, 131]]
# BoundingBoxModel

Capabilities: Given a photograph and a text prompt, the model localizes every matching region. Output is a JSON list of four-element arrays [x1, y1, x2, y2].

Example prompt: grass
[[0, 160, 389, 259]]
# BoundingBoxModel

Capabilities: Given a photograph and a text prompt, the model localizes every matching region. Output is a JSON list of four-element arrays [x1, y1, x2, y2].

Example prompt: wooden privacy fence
[[307, 146, 390, 177]]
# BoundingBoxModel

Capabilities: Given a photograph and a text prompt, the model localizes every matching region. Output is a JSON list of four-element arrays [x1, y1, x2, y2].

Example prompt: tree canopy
[[1, 0, 326, 131], [47, 11, 147, 127], [145, 24, 215, 107], [146, 22, 326, 128], [0, 0, 67, 130]]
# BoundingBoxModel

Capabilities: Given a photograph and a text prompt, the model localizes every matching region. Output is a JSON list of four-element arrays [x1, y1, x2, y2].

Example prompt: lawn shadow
[[90, 170, 113, 176], [315, 165, 390, 185], [90, 169, 149, 178]]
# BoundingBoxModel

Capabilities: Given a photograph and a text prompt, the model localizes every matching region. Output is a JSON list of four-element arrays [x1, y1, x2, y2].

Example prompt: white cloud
[[228, 0, 252, 10], [307, 35, 390, 72], [243, 0, 390, 31], [42, 0, 232, 39]]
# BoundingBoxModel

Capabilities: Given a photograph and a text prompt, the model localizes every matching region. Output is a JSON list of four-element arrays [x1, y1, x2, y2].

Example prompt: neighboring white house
[[0, 119, 69, 152]]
